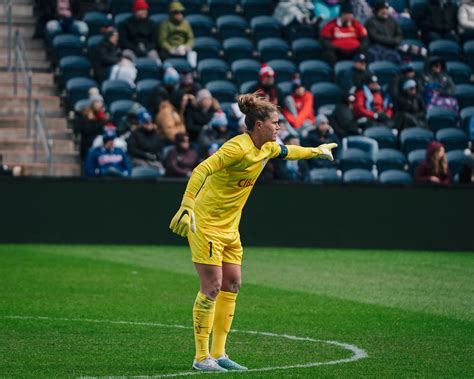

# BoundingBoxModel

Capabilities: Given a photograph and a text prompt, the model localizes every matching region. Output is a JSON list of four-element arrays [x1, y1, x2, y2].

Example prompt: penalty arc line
[[2, 315, 369, 378]]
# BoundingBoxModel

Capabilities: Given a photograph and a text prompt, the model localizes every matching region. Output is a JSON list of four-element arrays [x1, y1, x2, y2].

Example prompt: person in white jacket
[[458, 0, 474, 39]]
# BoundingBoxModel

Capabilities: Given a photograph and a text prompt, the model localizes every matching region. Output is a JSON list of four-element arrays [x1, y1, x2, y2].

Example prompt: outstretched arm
[[280, 143, 338, 161]]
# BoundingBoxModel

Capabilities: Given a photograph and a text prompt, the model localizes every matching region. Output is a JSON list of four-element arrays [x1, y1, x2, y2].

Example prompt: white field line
[[2, 315, 368, 378]]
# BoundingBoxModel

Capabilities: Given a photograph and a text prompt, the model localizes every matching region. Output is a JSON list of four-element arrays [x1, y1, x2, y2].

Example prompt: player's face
[[258, 111, 279, 142]]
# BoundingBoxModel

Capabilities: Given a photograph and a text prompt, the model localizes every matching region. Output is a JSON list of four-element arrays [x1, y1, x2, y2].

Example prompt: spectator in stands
[[117, 102, 144, 137], [303, 114, 340, 168], [248, 64, 284, 106], [155, 91, 187, 143], [178, 70, 201, 96], [165, 132, 199, 177], [458, 0, 474, 41], [91, 123, 128, 151], [313, 0, 341, 21], [389, 63, 421, 105], [339, 53, 369, 91], [329, 92, 361, 137], [120, 0, 161, 62], [70, 0, 109, 19], [44, 0, 89, 38], [198, 110, 230, 155], [281, 76, 315, 135], [459, 154, 474, 183], [184, 89, 220, 142], [415, 141, 451, 185], [147, 66, 181, 116], [94, 28, 122, 82], [393, 79, 427, 130], [320, 2, 368, 65], [273, 0, 316, 26], [0, 159, 23, 177], [421, 56, 458, 112], [157, 2, 195, 61], [415, 0, 459, 43], [84, 129, 132, 177], [365, 1, 402, 64], [354, 74, 393, 127], [351, 0, 373, 24], [274, 136, 310, 181]]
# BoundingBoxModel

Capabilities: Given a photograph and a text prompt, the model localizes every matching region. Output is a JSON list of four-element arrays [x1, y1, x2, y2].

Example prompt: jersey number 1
[[208, 241, 213, 257]]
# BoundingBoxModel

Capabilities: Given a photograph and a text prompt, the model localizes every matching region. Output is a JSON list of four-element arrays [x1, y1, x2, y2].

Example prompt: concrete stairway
[[0, 0, 81, 176]]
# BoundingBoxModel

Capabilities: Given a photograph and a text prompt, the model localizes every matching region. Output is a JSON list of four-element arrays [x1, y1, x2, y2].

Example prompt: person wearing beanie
[[365, 1, 402, 64], [421, 56, 458, 111], [157, 1, 195, 60], [393, 78, 427, 130], [329, 92, 362, 137], [247, 64, 284, 106], [94, 27, 122, 82], [339, 53, 369, 91], [302, 114, 340, 168], [184, 88, 220, 142], [389, 62, 422, 104], [198, 110, 230, 155], [146, 66, 182, 117], [165, 132, 199, 177], [281, 76, 315, 133], [319, 1, 369, 65], [415, 141, 451, 185]]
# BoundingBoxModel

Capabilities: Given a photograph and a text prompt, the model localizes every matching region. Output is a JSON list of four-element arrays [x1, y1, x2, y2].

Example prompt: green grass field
[[0, 245, 473, 378]]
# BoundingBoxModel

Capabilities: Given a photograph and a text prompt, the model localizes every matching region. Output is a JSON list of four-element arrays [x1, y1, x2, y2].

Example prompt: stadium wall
[[1, 178, 473, 251]]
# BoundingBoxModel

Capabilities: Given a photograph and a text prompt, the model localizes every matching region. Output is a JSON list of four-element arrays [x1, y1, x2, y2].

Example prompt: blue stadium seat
[[429, 39, 462, 62], [180, 0, 205, 14], [66, 77, 98, 109], [266, 59, 297, 83], [379, 169, 413, 184], [343, 168, 376, 184], [258, 38, 290, 62], [460, 106, 474, 129], [197, 58, 229, 84], [397, 18, 418, 39], [52, 34, 85, 61], [163, 58, 192, 74], [335, 60, 353, 90], [186, 14, 214, 38], [340, 148, 374, 171], [364, 126, 397, 149], [60, 56, 91, 84], [436, 128, 469, 151], [250, 16, 282, 41], [410, 61, 425, 76], [114, 12, 132, 27], [241, 0, 273, 21], [463, 40, 474, 70], [277, 81, 293, 97], [208, 0, 238, 19], [148, 0, 170, 14], [426, 106, 458, 132], [455, 84, 474, 110], [193, 37, 222, 61], [206, 80, 237, 103], [300, 60, 332, 88], [101, 79, 134, 106], [110, 99, 136, 125], [309, 168, 342, 183], [375, 148, 407, 173], [87, 35, 103, 58], [447, 149, 467, 179], [368, 61, 400, 87], [388, 0, 406, 12], [446, 62, 472, 84], [239, 80, 256, 94], [407, 149, 426, 173], [83, 11, 111, 36], [342, 136, 379, 160], [223, 37, 254, 63], [149, 13, 168, 26], [135, 57, 161, 82], [292, 38, 322, 64], [231, 59, 260, 86], [136, 79, 160, 107], [131, 166, 163, 178], [216, 15, 248, 40], [109, 0, 133, 14], [311, 82, 342, 112], [400, 127, 434, 153]]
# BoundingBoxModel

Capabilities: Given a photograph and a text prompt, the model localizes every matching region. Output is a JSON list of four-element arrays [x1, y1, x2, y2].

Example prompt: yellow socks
[[193, 291, 216, 362], [211, 290, 238, 359]]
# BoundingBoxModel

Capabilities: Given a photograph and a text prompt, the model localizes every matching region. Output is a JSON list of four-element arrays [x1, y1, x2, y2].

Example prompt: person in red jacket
[[415, 141, 451, 185], [353, 74, 393, 127], [281, 76, 315, 134], [319, 2, 368, 65]]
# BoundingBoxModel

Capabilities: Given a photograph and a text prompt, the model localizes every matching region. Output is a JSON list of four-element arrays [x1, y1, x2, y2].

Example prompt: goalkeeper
[[169, 92, 337, 372]]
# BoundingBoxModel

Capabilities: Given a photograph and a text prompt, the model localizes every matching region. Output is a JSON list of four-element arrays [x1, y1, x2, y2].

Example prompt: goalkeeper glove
[[312, 143, 338, 161], [169, 196, 196, 237]]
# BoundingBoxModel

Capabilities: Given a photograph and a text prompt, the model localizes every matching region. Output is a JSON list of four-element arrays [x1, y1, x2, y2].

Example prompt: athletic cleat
[[216, 355, 248, 371], [192, 356, 228, 372]]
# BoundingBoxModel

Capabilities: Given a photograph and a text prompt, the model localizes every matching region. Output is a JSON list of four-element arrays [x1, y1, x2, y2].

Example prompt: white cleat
[[192, 356, 228, 372]]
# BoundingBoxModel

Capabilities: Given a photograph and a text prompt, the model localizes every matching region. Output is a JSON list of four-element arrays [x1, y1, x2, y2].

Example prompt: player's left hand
[[169, 197, 196, 237], [313, 143, 338, 161]]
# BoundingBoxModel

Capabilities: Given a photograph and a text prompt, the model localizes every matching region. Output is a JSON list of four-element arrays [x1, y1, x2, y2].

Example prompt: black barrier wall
[[0, 178, 473, 251]]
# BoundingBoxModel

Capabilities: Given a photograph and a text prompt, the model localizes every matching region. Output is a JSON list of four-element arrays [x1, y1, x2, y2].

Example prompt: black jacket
[[184, 104, 216, 142], [127, 127, 163, 161], [94, 40, 122, 82], [70, 0, 109, 19], [119, 16, 156, 56], [415, 0, 458, 35], [365, 15, 402, 48], [395, 92, 426, 116], [329, 103, 361, 138]]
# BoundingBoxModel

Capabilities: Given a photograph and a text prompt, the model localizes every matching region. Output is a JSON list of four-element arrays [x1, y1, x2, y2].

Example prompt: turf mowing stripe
[[2, 315, 368, 378]]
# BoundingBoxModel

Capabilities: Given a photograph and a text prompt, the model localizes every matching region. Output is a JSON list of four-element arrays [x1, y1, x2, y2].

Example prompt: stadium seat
[[66, 77, 98, 110], [463, 40, 474, 70], [277, 81, 293, 97], [410, 61, 425, 76], [208, 0, 238, 19], [83, 11, 111, 36], [148, 0, 170, 14], [400, 127, 434, 154], [186, 14, 214, 38], [206, 80, 237, 103], [87, 35, 103, 58], [59, 56, 92, 84], [285, 23, 316, 42], [239, 81, 256, 94], [334, 60, 353, 90], [131, 165, 163, 178], [110, 99, 137, 125], [311, 82, 342, 112], [292, 38, 322, 64], [250, 16, 282, 41], [388, 0, 406, 12], [375, 148, 407, 173], [223, 37, 254, 63], [114, 12, 132, 27], [109, 0, 133, 14], [309, 168, 342, 183], [136, 79, 160, 107], [101, 79, 134, 106], [231, 59, 260, 86], [446, 62, 472, 85], [216, 15, 248, 40], [180, 0, 205, 14], [436, 128, 469, 151], [193, 37, 222, 61], [149, 13, 168, 26], [266, 59, 296, 83], [409, 0, 427, 15], [364, 126, 397, 149], [407, 149, 426, 173], [241, 0, 273, 21], [52, 34, 85, 61], [368, 61, 400, 87], [258, 38, 290, 62], [379, 169, 413, 184], [343, 168, 376, 184], [197, 58, 229, 85], [397, 18, 418, 39], [426, 106, 458, 132], [460, 106, 474, 129], [135, 58, 161, 82], [339, 148, 374, 172], [300, 60, 332, 88], [455, 84, 474, 110], [447, 149, 467, 179], [342, 136, 379, 160], [163, 58, 192, 74], [429, 40, 462, 62]]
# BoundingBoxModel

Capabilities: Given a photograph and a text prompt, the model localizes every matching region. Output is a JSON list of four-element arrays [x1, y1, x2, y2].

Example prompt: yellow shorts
[[187, 227, 243, 266]]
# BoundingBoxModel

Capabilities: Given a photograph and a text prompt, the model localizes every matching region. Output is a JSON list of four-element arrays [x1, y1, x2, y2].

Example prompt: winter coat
[[329, 103, 361, 137], [273, 0, 314, 26], [146, 85, 175, 117], [198, 124, 231, 153], [157, 19, 194, 52], [415, 0, 458, 35], [354, 86, 393, 120], [365, 15, 402, 48], [84, 146, 132, 177], [184, 103, 216, 141], [415, 143, 451, 184], [120, 16, 156, 56], [389, 73, 424, 103], [77, 112, 108, 160], [422, 57, 456, 98], [155, 101, 186, 143], [458, 0, 474, 32], [127, 127, 163, 162], [320, 18, 368, 52], [165, 146, 199, 177], [94, 39, 122, 82], [394, 92, 426, 116], [281, 91, 315, 129]]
